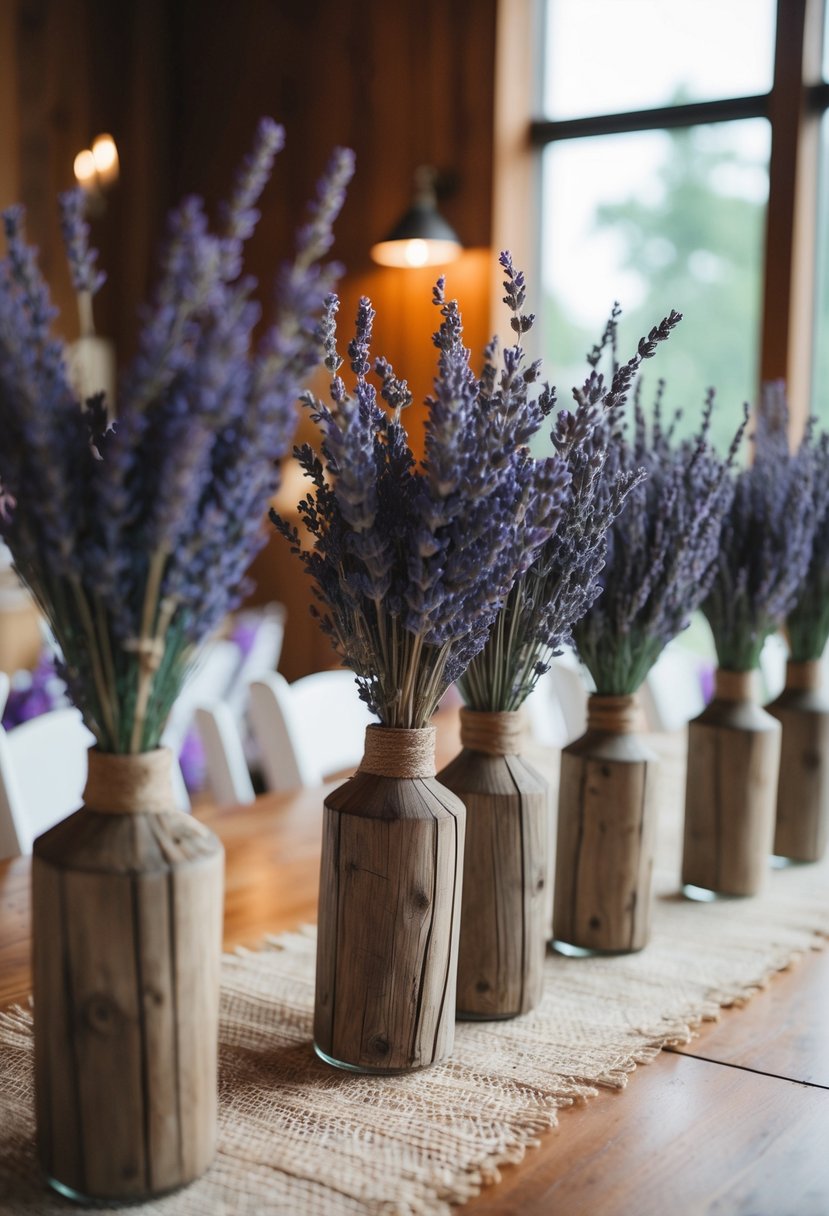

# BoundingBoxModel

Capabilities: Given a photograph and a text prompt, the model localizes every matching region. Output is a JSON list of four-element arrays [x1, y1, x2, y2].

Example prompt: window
[[532, 0, 829, 430]]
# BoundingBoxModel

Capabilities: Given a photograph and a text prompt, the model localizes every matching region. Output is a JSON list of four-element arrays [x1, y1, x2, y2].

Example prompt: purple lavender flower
[[572, 371, 746, 696], [272, 254, 569, 728], [0, 121, 353, 753], [462, 302, 681, 710], [786, 422, 829, 662], [704, 382, 820, 671], [58, 189, 105, 297]]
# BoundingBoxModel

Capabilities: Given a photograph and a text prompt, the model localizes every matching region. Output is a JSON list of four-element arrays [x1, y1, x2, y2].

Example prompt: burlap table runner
[[1, 736, 827, 1215]]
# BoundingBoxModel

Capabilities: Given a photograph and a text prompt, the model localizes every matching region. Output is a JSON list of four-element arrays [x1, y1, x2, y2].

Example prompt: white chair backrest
[[194, 702, 256, 807], [249, 670, 375, 792], [525, 651, 590, 747], [223, 607, 286, 722], [640, 643, 707, 733], [0, 707, 94, 859], [162, 638, 242, 757]]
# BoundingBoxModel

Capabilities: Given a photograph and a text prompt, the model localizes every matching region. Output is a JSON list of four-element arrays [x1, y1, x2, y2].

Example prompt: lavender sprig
[[786, 427, 829, 661], [461, 302, 681, 711], [0, 120, 353, 753], [702, 383, 818, 673], [272, 254, 569, 728], [572, 375, 747, 696]]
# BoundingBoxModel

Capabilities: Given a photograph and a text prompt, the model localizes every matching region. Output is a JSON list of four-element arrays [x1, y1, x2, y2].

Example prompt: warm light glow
[[370, 237, 462, 269], [91, 134, 119, 185], [73, 149, 97, 187]]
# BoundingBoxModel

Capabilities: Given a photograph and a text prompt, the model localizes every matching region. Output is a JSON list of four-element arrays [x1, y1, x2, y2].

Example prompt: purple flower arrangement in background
[[570, 309, 747, 695], [784, 414, 829, 663], [460, 302, 679, 711], [272, 254, 569, 728], [0, 118, 353, 753], [702, 383, 820, 674]]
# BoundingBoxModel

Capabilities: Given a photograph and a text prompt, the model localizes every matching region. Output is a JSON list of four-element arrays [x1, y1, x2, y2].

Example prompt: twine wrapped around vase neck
[[459, 708, 525, 756], [587, 694, 639, 735], [786, 659, 823, 692], [715, 668, 756, 703], [358, 724, 437, 778], [83, 747, 178, 814]]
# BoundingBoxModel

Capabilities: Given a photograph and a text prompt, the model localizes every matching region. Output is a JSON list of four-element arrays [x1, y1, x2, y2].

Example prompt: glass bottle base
[[681, 882, 748, 902], [313, 1041, 435, 1076], [550, 938, 643, 958]]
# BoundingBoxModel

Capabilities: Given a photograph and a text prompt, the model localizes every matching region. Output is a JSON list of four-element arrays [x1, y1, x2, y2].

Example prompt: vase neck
[[785, 659, 823, 692], [715, 668, 757, 702], [358, 724, 437, 778], [459, 708, 524, 756], [83, 747, 178, 814], [587, 694, 638, 735]]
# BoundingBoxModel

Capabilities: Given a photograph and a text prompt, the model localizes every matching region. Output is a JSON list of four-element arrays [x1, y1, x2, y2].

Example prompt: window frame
[[529, 0, 828, 430]]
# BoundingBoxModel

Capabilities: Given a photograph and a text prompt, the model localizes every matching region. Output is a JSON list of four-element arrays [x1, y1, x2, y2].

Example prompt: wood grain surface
[[766, 687, 829, 862]]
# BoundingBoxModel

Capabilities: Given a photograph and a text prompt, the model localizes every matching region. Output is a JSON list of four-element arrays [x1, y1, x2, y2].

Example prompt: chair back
[[194, 701, 256, 807], [0, 706, 94, 859], [249, 670, 375, 792]]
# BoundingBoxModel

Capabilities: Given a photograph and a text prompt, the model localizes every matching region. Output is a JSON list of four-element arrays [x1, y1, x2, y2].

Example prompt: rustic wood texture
[[766, 686, 829, 863], [553, 730, 659, 954], [314, 768, 465, 1073], [439, 748, 548, 1018], [32, 807, 223, 1201], [682, 697, 781, 896]]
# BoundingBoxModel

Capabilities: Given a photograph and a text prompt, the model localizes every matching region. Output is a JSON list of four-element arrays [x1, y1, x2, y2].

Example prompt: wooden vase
[[439, 708, 548, 1020], [553, 694, 658, 954], [314, 724, 465, 1074], [32, 748, 224, 1203], [766, 659, 829, 863], [682, 669, 781, 896]]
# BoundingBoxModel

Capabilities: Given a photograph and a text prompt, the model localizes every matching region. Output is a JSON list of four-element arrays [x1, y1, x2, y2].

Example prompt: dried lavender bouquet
[[784, 421, 829, 663], [702, 384, 818, 674], [571, 340, 748, 696], [0, 119, 354, 753], [272, 255, 570, 728], [460, 303, 679, 712]]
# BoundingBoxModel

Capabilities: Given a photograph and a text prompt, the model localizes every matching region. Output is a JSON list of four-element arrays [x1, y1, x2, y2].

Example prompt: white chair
[[640, 642, 707, 733], [223, 605, 286, 724], [525, 650, 590, 747], [0, 673, 96, 859], [248, 669, 376, 792], [194, 700, 256, 807]]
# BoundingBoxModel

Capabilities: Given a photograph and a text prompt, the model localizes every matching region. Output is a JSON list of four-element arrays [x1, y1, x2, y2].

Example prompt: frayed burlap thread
[[1, 736, 828, 1215]]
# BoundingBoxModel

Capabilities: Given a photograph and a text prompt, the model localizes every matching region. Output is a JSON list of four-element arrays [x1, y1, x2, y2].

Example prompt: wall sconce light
[[74, 133, 120, 199], [370, 166, 462, 269]]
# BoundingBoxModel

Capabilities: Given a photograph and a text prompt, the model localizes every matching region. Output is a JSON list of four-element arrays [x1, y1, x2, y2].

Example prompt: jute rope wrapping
[[587, 694, 639, 735], [786, 659, 823, 692], [83, 747, 178, 815], [357, 724, 437, 778], [715, 668, 756, 703], [1, 736, 829, 1215], [459, 707, 525, 756]]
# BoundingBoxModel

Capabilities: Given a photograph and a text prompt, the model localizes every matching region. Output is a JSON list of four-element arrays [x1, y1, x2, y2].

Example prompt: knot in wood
[[715, 668, 757, 703], [83, 993, 123, 1035], [83, 748, 178, 814], [587, 695, 639, 735], [786, 660, 823, 692], [358, 725, 436, 778], [459, 708, 525, 756]]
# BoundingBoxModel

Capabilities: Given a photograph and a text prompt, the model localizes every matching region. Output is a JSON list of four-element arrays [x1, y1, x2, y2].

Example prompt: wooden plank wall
[[2, 0, 502, 679]]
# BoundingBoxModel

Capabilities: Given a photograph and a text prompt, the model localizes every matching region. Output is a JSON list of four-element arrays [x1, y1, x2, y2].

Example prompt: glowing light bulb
[[403, 239, 429, 268], [73, 149, 97, 188], [91, 134, 119, 186]]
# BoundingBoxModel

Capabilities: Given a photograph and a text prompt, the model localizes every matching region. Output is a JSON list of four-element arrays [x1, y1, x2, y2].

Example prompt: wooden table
[[1, 728, 827, 1215]]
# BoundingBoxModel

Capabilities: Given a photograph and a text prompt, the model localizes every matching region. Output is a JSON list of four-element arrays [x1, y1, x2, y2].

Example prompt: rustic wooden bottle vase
[[766, 660, 829, 863], [553, 694, 658, 955], [32, 748, 224, 1203], [682, 669, 781, 897], [314, 724, 465, 1073], [439, 708, 548, 1020]]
